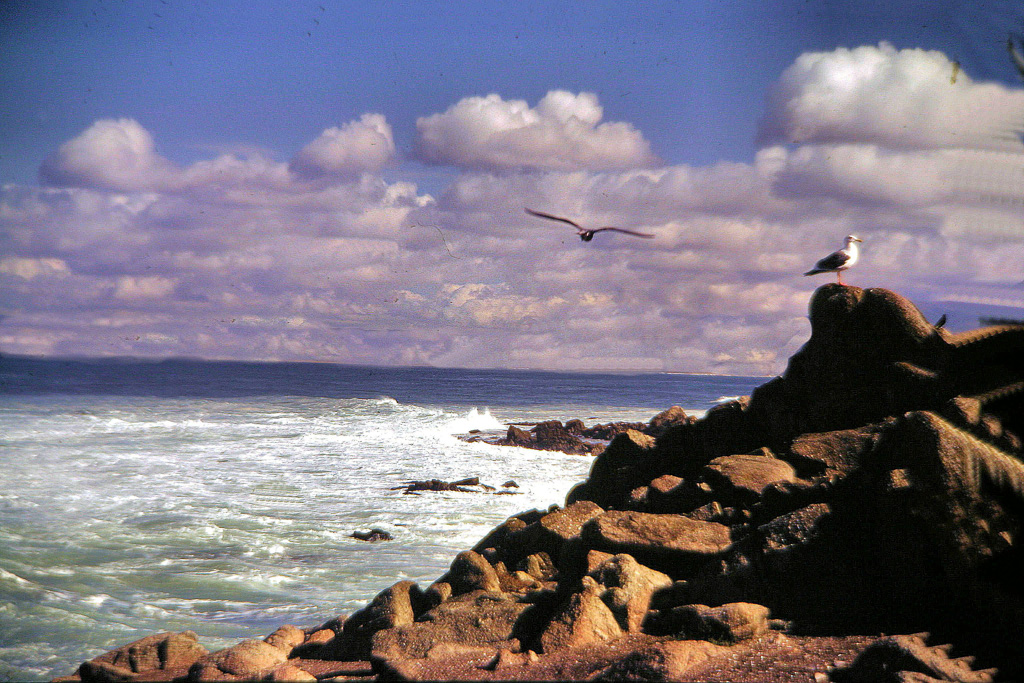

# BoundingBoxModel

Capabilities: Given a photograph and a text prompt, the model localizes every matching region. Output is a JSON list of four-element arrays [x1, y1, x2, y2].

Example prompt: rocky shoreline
[[56, 284, 1024, 682]]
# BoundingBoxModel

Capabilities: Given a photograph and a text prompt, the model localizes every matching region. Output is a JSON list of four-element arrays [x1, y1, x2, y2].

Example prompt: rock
[[539, 576, 624, 652], [263, 625, 305, 654], [351, 528, 393, 542], [830, 634, 996, 683], [340, 580, 428, 659], [501, 500, 604, 566], [588, 553, 672, 632], [786, 425, 883, 477], [78, 661, 137, 683], [517, 552, 557, 581], [651, 602, 771, 643], [445, 550, 501, 596], [591, 639, 732, 681], [505, 425, 533, 446], [391, 479, 477, 494], [646, 406, 691, 435], [702, 452, 799, 506], [259, 664, 317, 682], [189, 639, 287, 681], [370, 592, 529, 661], [503, 480, 519, 488], [568, 430, 657, 508], [582, 421, 648, 440], [582, 510, 732, 578], [531, 420, 593, 455], [565, 419, 586, 434], [80, 631, 208, 682]]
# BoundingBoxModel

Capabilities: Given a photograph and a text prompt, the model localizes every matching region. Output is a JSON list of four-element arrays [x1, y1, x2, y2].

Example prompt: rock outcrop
[[59, 285, 1024, 682]]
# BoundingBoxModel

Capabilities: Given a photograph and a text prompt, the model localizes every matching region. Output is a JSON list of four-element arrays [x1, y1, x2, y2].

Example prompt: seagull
[[935, 314, 947, 329], [525, 208, 654, 242], [1009, 34, 1024, 79], [804, 235, 863, 285]]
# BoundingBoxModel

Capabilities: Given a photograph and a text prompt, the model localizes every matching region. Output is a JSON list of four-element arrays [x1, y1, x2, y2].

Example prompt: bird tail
[[804, 269, 823, 276]]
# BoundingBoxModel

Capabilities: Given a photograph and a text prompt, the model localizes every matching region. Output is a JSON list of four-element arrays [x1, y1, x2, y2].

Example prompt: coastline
[[48, 285, 1024, 682]]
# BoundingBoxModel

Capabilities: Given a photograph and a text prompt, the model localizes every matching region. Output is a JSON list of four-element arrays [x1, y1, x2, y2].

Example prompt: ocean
[[0, 356, 764, 681]]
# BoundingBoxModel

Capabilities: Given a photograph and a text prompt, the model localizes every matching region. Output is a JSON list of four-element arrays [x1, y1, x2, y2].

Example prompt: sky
[[2, 0, 1024, 375]]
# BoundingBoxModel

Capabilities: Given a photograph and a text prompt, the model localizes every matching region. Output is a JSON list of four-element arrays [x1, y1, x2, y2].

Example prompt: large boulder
[[646, 602, 771, 643], [78, 632, 208, 682], [582, 510, 732, 578], [539, 576, 624, 652], [370, 591, 530, 662], [588, 553, 672, 632], [499, 501, 604, 567], [701, 451, 799, 506], [591, 639, 732, 681], [188, 639, 287, 681], [567, 430, 657, 508], [338, 580, 429, 659]]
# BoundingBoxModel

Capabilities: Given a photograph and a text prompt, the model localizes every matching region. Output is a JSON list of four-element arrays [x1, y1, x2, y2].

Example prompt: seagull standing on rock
[[804, 235, 863, 285], [525, 208, 655, 242]]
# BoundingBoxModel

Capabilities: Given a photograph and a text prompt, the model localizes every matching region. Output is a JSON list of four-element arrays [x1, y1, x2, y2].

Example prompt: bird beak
[[853, 237, 863, 243]]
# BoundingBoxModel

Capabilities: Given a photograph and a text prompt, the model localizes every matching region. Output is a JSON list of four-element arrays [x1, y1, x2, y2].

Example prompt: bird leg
[[837, 272, 843, 285]]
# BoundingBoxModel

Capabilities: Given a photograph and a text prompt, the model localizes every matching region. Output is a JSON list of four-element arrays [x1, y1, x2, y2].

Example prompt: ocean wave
[[441, 407, 505, 434]]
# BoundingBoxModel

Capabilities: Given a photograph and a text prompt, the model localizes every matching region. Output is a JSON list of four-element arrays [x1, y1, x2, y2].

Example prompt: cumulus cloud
[[39, 118, 176, 191], [759, 42, 1024, 152], [414, 90, 659, 171], [5, 46, 1024, 374], [290, 113, 396, 179]]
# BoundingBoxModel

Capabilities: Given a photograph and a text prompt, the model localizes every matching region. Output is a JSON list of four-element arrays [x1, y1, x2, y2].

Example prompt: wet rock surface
[[58, 286, 1024, 682]]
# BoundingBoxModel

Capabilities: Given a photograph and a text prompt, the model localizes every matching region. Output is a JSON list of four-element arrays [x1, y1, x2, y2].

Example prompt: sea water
[[0, 357, 764, 681]]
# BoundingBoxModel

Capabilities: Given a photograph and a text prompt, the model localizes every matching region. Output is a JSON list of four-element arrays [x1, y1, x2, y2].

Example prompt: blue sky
[[2, 1, 1024, 373]]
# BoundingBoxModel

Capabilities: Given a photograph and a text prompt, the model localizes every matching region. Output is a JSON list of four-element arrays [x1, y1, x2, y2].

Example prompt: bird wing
[[813, 249, 851, 271], [592, 227, 655, 238], [525, 209, 583, 230], [1009, 35, 1024, 77]]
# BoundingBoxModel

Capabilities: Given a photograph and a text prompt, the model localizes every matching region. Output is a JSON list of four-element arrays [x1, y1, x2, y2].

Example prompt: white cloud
[[39, 118, 176, 191], [290, 114, 396, 179], [759, 42, 1024, 152], [0, 256, 69, 279], [414, 90, 659, 171], [7, 47, 1024, 374], [114, 275, 177, 300]]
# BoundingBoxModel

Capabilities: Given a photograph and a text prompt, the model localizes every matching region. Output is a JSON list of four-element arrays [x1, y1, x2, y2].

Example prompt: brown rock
[[189, 640, 287, 680], [787, 425, 883, 477], [340, 580, 427, 658], [539, 576, 624, 652], [505, 424, 533, 445], [702, 452, 799, 505], [517, 551, 557, 581], [529, 420, 593, 454], [591, 639, 733, 680], [263, 625, 304, 654], [503, 500, 604, 565], [568, 430, 657, 508], [370, 592, 529, 661], [259, 664, 316, 682], [589, 553, 672, 632], [446, 550, 501, 595], [647, 406, 691, 435], [657, 602, 771, 643], [78, 660, 136, 683], [81, 631, 208, 681], [582, 510, 732, 577]]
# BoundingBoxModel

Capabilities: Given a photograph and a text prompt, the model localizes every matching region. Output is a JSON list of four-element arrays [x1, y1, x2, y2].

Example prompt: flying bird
[[804, 235, 863, 285], [1009, 34, 1024, 79], [525, 209, 654, 242]]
